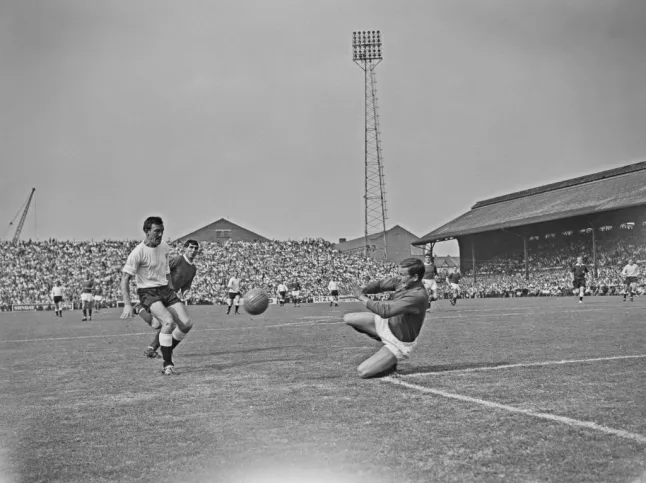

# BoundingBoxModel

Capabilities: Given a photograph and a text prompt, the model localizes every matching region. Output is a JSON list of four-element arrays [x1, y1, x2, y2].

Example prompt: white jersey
[[622, 264, 640, 277], [51, 286, 64, 297], [277, 283, 288, 293], [122, 241, 171, 289], [228, 277, 241, 293], [328, 281, 339, 291]]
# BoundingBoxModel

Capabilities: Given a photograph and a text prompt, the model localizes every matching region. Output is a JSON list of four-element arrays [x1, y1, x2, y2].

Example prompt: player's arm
[[361, 277, 398, 295], [361, 293, 419, 319], [120, 273, 135, 319]]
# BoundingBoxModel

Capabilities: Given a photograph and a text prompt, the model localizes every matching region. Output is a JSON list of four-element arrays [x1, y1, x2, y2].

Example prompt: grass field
[[1, 297, 645, 483]]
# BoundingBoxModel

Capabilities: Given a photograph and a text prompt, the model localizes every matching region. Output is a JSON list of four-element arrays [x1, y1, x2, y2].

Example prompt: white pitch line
[[405, 354, 646, 378], [0, 320, 342, 344], [383, 377, 646, 444]]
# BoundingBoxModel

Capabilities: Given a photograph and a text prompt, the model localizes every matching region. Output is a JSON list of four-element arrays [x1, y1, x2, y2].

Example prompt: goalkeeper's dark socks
[[150, 331, 161, 351], [235, 306, 239, 314]]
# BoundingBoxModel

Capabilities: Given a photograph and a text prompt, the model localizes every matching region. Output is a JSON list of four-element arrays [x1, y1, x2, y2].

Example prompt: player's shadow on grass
[[398, 361, 512, 375]]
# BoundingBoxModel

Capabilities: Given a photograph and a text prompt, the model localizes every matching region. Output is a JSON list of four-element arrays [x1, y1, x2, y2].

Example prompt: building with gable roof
[[176, 218, 269, 244]]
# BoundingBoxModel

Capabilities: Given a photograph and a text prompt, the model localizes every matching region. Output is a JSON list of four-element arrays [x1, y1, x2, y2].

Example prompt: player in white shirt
[[621, 259, 640, 302], [328, 280, 339, 307], [277, 282, 288, 307], [227, 272, 242, 315], [120, 216, 194, 376], [51, 282, 64, 317]]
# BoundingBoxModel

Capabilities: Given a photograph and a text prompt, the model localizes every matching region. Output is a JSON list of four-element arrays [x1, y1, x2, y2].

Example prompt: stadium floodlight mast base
[[353, 30, 388, 260]]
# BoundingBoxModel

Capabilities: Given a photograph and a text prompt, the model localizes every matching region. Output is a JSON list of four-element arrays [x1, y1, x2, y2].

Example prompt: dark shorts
[[228, 292, 241, 300], [53, 296, 63, 304], [573, 279, 586, 289], [330, 290, 339, 296], [279, 291, 286, 298], [625, 277, 638, 285], [137, 286, 181, 311]]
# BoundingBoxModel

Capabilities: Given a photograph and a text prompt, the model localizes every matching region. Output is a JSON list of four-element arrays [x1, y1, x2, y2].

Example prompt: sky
[[1, 0, 646, 255]]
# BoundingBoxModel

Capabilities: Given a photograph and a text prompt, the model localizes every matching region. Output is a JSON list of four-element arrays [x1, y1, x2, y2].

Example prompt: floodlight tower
[[353, 30, 388, 259]]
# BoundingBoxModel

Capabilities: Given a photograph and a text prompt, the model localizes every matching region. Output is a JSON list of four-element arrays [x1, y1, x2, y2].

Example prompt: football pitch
[[1, 298, 645, 483]]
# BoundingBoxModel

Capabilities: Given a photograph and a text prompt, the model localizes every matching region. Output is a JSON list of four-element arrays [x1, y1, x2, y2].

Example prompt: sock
[[227, 304, 231, 313], [89, 309, 92, 317], [151, 330, 161, 351], [235, 305, 239, 313], [83, 309, 87, 317], [159, 333, 173, 366], [171, 327, 187, 349]]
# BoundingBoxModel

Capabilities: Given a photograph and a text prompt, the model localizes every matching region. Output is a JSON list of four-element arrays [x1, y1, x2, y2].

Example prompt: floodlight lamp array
[[352, 30, 382, 61]]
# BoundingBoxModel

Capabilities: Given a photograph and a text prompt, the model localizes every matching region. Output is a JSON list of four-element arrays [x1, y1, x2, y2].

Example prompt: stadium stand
[[414, 161, 646, 298]]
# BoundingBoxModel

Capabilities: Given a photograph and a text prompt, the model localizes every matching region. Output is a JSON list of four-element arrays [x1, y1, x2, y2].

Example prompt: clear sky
[[2, 0, 645, 254]]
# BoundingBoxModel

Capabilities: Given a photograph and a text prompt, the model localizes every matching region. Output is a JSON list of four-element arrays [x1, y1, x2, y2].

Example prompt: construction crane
[[8, 188, 36, 243]]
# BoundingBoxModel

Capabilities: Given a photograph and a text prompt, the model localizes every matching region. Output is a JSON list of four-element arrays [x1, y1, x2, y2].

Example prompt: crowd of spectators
[[0, 238, 398, 309], [457, 228, 646, 298], [1, 227, 644, 309]]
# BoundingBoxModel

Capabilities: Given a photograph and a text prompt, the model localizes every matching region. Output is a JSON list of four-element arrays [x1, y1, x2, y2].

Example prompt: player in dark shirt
[[344, 258, 428, 378], [290, 280, 301, 307], [571, 256, 589, 304], [422, 254, 439, 310], [447, 270, 462, 306], [138, 240, 199, 358]]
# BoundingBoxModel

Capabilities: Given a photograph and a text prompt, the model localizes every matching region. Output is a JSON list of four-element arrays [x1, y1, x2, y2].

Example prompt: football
[[243, 288, 270, 315]]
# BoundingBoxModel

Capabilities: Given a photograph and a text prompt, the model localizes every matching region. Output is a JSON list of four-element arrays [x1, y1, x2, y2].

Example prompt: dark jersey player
[[344, 258, 428, 378], [138, 240, 199, 358], [571, 257, 589, 304], [447, 270, 461, 306], [422, 254, 439, 310]]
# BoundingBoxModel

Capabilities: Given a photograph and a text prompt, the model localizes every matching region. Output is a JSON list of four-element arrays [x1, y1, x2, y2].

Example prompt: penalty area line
[[404, 354, 646, 378], [382, 377, 646, 445]]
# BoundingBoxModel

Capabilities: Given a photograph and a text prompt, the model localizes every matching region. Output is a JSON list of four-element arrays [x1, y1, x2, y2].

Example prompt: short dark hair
[[400, 257, 425, 280], [184, 239, 199, 248], [143, 216, 163, 232]]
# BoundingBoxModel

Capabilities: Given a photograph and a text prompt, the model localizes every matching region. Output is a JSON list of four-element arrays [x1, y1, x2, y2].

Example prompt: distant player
[[291, 279, 301, 307], [328, 279, 339, 307], [51, 281, 64, 317], [344, 258, 427, 378], [139, 240, 199, 358], [120, 216, 194, 375], [422, 254, 439, 311], [571, 256, 589, 304], [277, 281, 288, 307], [227, 272, 241, 315], [446, 269, 461, 306], [621, 259, 640, 302], [80, 272, 94, 321], [93, 284, 103, 313]]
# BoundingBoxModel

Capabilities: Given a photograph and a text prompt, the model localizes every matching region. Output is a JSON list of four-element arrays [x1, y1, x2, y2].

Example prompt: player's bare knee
[[150, 318, 162, 330]]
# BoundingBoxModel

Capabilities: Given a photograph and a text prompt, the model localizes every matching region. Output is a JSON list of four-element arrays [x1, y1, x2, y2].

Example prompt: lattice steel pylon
[[352, 30, 388, 259]]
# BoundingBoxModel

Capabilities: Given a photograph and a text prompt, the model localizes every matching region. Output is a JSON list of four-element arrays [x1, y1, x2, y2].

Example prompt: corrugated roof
[[414, 162, 646, 245]]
